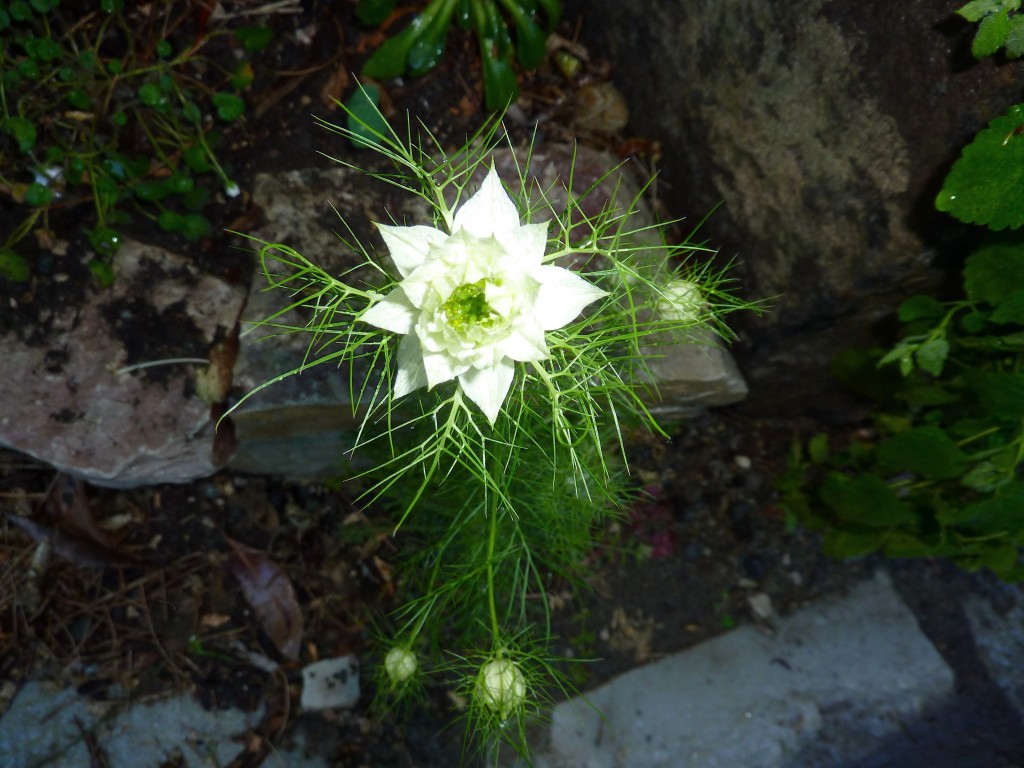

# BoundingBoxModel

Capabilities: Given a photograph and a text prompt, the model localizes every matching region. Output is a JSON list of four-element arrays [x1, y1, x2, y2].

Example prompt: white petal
[[378, 223, 447, 277], [533, 265, 608, 330], [393, 335, 428, 398], [453, 166, 520, 240], [362, 290, 417, 334], [496, 221, 548, 267], [421, 350, 468, 389], [497, 327, 548, 362], [459, 360, 515, 425]]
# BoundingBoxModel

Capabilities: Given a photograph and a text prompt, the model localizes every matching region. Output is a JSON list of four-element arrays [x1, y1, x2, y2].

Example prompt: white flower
[[476, 657, 526, 717], [361, 165, 607, 424], [384, 647, 418, 684]]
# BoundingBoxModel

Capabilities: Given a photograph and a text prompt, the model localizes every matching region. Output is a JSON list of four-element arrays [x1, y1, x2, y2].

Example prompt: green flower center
[[443, 279, 498, 331]]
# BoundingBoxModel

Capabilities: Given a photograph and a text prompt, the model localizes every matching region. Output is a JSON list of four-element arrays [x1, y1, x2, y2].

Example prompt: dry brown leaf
[[49, 474, 118, 549], [5, 514, 137, 569], [225, 537, 303, 660]]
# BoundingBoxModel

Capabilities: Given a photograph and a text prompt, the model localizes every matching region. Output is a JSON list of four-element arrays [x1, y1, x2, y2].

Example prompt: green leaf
[[964, 236, 1024, 322], [345, 84, 389, 149], [133, 179, 169, 201], [9, 1, 32, 22], [0, 10, 9, 31], [357, 0, 396, 24], [157, 210, 185, 233], [0, 249, 30, 282], [212, 92, 244, 121], [971, 371, 1024, 421], [914, 337, 949, 376], [184, 145, 211, 172], [936, 105, 1024, 230], [362, 24, 421, 79], [88, 258, 115, 287], [88, 226, 121, 256], [235, 26, 273, 53], [898, 294, 946, 322], [24, 182, 53, 207], [181, 213, 212, 241], [819, 472, 917, 527], [1006, 13, 1024, 56], [896, 384, 961, 408], [822, 528, 884, 559], [66, 88, 91, 109], [973, 9, 1012, 57], [156, 39, 172, 58], [958, 0, 1018, 23], [875, 426, 969, 480], [166, 173, 194, 194], [961, 459, 1014, 492], [481, 53, 518, 111], [3, 116, 37, 152], [940, 483, 1024, 531], [807, 432, 829, 464]]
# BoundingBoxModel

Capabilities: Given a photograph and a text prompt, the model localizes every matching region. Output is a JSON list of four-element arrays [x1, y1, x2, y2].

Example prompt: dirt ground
[[0, 3, 873, 766]]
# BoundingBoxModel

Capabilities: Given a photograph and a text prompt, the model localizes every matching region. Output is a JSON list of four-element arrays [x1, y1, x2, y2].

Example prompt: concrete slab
[[531, 571, 955, 768]]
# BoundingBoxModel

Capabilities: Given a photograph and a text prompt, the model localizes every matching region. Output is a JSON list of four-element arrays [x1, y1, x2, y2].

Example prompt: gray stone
[[531, 571, 954, 768], [0, 682, 262, 768], [0, 240, 246, 488], [963, 583, 1024, 719]]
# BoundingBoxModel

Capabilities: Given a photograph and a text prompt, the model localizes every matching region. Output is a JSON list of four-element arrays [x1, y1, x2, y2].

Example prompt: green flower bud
[[384, 647, 418, 684], [476, 657, 526, 717]]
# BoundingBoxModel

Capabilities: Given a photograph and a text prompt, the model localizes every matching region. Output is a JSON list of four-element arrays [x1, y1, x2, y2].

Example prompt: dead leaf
[[48, 474, 118, 549], [5, 513, 137, 569], [319, 63, 349, 109], [225, 537, 303, 660]]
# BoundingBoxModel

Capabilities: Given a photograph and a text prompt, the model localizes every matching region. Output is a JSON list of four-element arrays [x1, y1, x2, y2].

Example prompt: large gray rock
[[568, 0, 1024, 410], [530, 571, 954, 768], [0, 240, 246, 487]]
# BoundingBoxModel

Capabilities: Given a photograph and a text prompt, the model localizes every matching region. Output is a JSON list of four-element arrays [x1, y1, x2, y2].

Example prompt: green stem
[[485, 444, 501, 643]]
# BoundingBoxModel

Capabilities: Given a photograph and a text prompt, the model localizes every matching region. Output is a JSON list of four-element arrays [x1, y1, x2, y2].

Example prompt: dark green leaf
[[822, 529, 884, 558], [157, 210, 185, 233], [0, 249, 30, 282], [819, 472, 917, 527], [936, 105, 1024, 230], [481, 53, 518, 111], [112, 110, 128, 126], [971, 370, 1024, 421], [961, 310, 991, 333], [536, 0, 563, 31], [964, 236, 1024, 322], [133, 179, 169, 201], [181, 213, 212, 241], [100, 0, 124, 13], [156, 39, 172, 58], [3, 116, 37, 152], [24, 182, 53, 207], [212, 92, 244, 121], [896, 384, 961, 407], [961, 459, 1014, 492], [513, 15, 547, 69], [9, 1, 32, 22], [345, 84, 389, 149], [875, 426, 969, 480], [973, 9, 1012, 57], [66, 88, 91, 109], [167, 173, 194, 194], [0, 10, 10, 31], [181, 186, 210, 211], [78, 51, 96, 70], [807, 432, 829, 464], [940, 483, 1024, 531], [88, 259, 115, 287], [898, 294, 946, 322], [88, 226, 121, 256], [18, 59, 40, 79], [357, 0, 396, 25], [107, 58, 123, 75], [184, 145, 211, 172], [235, 26, 273, 53], [882, 532, 945, 558]]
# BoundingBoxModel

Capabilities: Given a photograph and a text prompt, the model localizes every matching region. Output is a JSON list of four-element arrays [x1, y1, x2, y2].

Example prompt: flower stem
[[485, 444, 501, 643]]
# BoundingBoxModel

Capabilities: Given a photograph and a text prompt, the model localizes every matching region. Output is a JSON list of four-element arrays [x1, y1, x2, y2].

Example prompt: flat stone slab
[[532, 570, 954, 768]]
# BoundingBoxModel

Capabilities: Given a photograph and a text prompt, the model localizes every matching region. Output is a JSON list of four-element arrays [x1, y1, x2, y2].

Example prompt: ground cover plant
[[0, 0, 266, 283]]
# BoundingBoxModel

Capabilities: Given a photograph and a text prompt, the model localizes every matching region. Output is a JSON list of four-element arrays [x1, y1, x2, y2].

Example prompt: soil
[[0, 3, 879, 767]]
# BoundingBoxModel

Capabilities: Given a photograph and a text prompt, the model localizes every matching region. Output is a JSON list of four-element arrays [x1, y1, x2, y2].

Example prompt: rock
[[567, 0, 1024, 411], [0, 239, 246, 487], [530, 571, 954, 768], [301, 655, 361, 711]]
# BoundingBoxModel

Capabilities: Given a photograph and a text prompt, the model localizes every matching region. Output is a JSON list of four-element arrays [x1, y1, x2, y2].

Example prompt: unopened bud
[[657, 279, 704, 324], [476, 658, 526, 716], [384, 647, 418, 684]]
